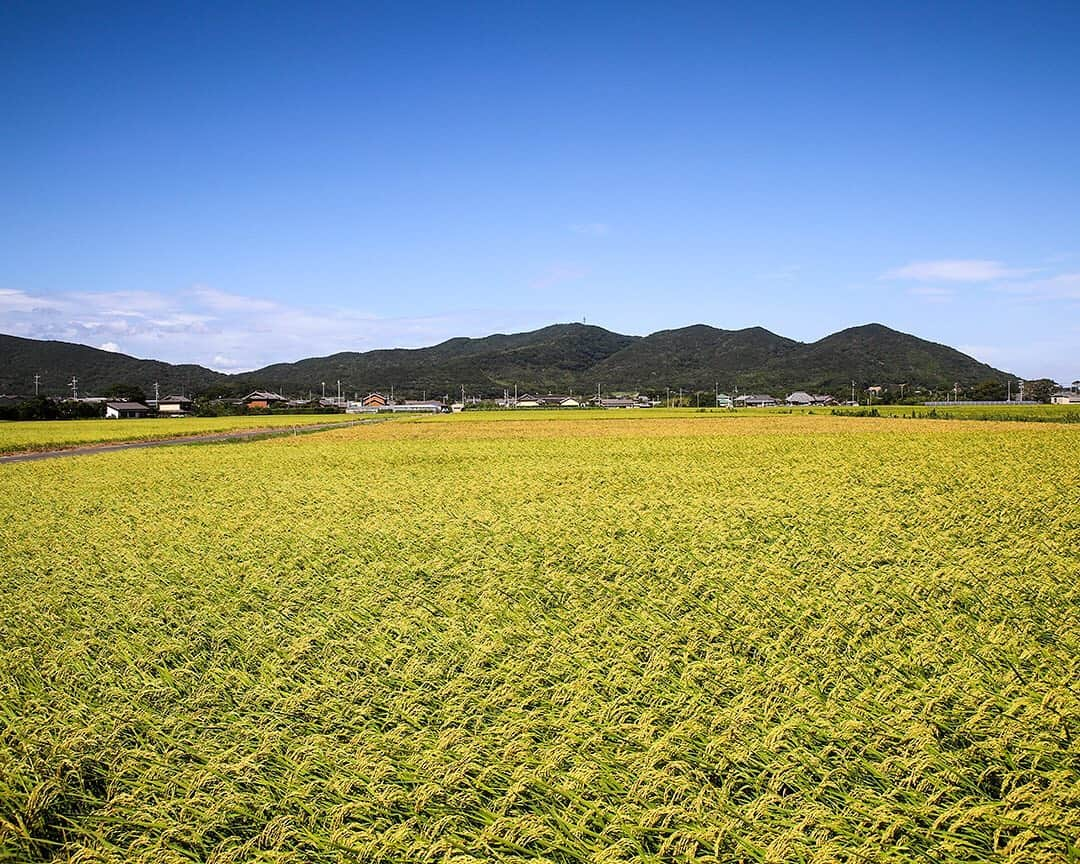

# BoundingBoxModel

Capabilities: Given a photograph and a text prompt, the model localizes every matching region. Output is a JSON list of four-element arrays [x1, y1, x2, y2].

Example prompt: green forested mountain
[[0, 334, 230, 398], [0, 322, 1013, 399]]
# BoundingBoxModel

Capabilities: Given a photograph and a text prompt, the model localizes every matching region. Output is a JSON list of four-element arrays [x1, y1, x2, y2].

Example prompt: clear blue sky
[[2, 0, 1078, 381]]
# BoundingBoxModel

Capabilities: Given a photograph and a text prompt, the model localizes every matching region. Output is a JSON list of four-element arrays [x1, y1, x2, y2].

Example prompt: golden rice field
[[1, 413, 1077, 863], [0, 413, 359, 455]]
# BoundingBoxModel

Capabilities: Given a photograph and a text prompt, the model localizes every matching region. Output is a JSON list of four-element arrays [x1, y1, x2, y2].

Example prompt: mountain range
[[0, 323, 1011, 399]]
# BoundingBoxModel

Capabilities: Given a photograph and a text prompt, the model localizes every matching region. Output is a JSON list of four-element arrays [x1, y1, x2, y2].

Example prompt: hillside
[[251, 324, 637, 397], [0, 323, 1014, 399], [756, 323, 1010, 392], [0, 334, 229, 398], [590, 325, 800, 390]]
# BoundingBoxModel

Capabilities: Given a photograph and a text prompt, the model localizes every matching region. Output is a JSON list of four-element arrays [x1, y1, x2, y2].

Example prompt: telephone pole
[[33, 374, 40, 396], [69, 376, 78, 399]]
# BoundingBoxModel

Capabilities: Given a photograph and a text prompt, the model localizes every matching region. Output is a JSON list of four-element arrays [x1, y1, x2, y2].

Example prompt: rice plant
[[1, 413, 1077, 862]]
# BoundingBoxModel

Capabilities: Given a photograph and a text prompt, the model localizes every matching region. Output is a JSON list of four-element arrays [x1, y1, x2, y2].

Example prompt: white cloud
[[0, 284, 556, 372], [883, 259, 1033, 282], [995, 272, 1080, 301], [569, 222, 611, 237], [0, 289, 64, 313], [908, 285, 953, 300]]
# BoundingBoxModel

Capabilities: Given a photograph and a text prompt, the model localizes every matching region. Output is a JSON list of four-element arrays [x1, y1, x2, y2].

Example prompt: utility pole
[[337, 380, 342, 404], [321, 382, 325, 400], [1018, 380, 1024, 402], [69, 376, 78, 399], [154, 382, 160, 404], [666, 387, 670, 408], [851, 380, 855, 404], [33, 374, 40, 396], [715, 381, 718, 408]]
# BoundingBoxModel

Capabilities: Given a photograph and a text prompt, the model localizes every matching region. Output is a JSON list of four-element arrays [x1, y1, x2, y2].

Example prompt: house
[[535, 394, 581, 407], [387, 400, 445, 413], [513, 393, 541, 408], [599, 397, 639, 409], [242, 390, 287, 409], [105, 401, 150, 419], [361, 392, 388, 408], [735, 394, 778, 408], [716, 393, 733, 408], [785, 391, 838, 407], [157, 394, 193, 415], [1050, 390, 1080, 405]]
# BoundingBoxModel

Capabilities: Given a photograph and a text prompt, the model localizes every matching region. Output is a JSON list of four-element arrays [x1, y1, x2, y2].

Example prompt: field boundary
[[0, 418, 382, 464]]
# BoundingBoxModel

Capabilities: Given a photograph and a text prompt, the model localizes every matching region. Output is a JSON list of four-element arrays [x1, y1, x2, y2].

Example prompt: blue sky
[[2, 1, 1078, 381]]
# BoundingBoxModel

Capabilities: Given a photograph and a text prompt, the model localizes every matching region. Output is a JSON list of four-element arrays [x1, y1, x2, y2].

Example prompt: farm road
[[0, 419, 375, 464]]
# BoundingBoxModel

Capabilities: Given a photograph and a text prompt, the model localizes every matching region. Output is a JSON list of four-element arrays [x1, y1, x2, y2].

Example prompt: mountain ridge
[[0, 323, 1013, 398]]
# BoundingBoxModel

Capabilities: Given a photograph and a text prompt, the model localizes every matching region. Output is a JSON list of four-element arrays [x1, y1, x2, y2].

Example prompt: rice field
[[826, 404, 1080, 423], [0, 413, 359, 455], [1, 413, 1077, 862]]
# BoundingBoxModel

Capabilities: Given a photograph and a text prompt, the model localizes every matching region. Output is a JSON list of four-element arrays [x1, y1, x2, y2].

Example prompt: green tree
[[103, 383, 148, 403], [1024, 379, 1058, 403]]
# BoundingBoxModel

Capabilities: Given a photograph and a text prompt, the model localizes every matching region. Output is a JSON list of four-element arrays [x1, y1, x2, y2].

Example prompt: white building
[[735, 394, 778, 408], [105, 401, 150, 419], [1050, 390, 1080, 405], [157, 394, 193, 415]]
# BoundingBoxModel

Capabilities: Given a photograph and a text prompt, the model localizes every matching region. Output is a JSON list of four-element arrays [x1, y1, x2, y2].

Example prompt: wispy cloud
[[0, 285, 548, 372], [907, 285, 954, 302], [994, 272, 1080, 301], [882, 259, 1034, 282], [569, 222, 611, 237]]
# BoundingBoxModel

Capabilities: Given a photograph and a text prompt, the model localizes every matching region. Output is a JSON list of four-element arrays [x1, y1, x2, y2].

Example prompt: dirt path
[[0, 419, 375, 464]]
